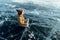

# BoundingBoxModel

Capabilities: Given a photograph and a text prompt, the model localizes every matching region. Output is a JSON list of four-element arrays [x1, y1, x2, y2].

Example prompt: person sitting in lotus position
[[16, 9, 30, 29], [16, 9, 26, 25]]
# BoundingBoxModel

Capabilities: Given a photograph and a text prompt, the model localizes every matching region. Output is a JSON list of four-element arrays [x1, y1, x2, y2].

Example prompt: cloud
[[12, 0, 29, 3], [0, 0, 11, 2], [5, 3, 16, 8], [12, 0, 60, 9]]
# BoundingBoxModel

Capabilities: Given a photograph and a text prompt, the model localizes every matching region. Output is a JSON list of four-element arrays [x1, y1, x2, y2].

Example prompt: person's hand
[[24, 20, 27, 23]]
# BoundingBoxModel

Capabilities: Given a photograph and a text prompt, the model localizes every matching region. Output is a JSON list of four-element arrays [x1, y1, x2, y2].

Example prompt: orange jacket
[[18, 15, 26, 25]]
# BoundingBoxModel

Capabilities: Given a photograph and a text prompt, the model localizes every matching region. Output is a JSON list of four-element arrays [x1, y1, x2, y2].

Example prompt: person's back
[[16, 9, 26, 25], [16, 9, 30, 29]]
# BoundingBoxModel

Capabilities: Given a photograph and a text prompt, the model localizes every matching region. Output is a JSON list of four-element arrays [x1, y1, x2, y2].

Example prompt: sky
[[0, 0, 60, 9], [12, 0, 60, 9], [0, 0, 11, 2]]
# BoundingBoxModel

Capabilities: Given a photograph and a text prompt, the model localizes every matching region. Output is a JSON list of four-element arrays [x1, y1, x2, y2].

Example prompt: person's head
[[16, 9, 24, 16]]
